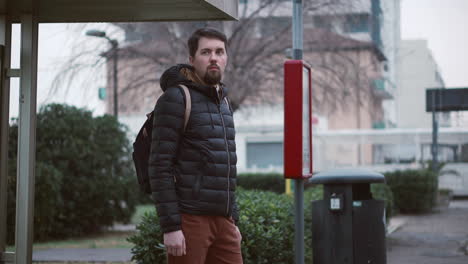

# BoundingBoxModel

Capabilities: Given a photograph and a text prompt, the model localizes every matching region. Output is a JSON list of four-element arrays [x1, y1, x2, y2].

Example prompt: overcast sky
[[401, 0, 468, 87], [8, 0, 468, 119]]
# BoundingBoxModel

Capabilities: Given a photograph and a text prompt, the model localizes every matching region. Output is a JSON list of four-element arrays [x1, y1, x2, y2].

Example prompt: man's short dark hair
[[188, 28, 228, 57]]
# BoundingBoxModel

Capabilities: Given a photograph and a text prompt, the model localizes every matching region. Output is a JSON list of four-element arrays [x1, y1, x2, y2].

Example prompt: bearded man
[[148, 27, 242, 264]]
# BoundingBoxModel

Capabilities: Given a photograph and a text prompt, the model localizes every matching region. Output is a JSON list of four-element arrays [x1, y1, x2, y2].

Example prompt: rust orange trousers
[[167, 214, 243, 264]]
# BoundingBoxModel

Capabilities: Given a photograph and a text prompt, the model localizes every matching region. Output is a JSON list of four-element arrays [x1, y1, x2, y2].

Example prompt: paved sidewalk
[[387, 200, 468, 264], [33, 248, 132, 262]]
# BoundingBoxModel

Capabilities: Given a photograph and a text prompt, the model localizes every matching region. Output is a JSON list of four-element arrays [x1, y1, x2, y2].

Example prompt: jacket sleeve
[[148, 87, 186, 233]]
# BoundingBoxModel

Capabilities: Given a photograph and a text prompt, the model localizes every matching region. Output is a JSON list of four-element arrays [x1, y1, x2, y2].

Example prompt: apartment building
[[239, 0, 400, 127], [100, 1, 400, 171], [397, 39, 447, 128]]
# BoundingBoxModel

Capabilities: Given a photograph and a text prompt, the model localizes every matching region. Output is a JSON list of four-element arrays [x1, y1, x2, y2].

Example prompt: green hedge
[[128, 187, 324, 264], [128, 182, 396, 264], [237, 173, 285, 193], [384, 169, 437, 214], [7, 104, 139, 243], [237, 173, 393, 218], [371, 183, 394, 221], [237, 173, 317, 193]]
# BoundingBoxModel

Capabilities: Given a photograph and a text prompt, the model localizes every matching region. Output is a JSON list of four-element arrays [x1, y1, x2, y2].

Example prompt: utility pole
[[85, 30, 119, 117], [292, 1, 304, 264]]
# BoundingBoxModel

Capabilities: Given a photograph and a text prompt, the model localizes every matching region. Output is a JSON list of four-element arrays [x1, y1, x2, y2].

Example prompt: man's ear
[[189, 56, 194, 65]]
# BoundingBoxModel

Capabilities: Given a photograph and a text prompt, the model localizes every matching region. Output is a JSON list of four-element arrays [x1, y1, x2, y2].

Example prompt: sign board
[[426, 88, 468, 112], [284, 60, 313, 179]]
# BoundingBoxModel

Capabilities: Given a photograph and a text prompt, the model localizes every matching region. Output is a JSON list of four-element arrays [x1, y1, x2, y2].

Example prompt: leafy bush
[[371, 183, 394, 221], [126, 211, 166, 263], [128, 181, 394, 264], [237, 173, 316, 193], [237, 189, 295, 264], [237, 173, 285, 193], [7, 104, 139, 243], [128, 187, 324, 264], [384, 169, 437, 214]]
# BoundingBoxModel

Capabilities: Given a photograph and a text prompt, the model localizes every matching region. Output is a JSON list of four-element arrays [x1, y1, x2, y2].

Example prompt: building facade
[[239, 0, 400, 126], [234, 29, 387, 172], [102, 1, 404, 172], [397, 39, 448, 128]]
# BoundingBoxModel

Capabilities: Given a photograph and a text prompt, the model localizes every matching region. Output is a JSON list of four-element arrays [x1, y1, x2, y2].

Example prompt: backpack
[[132, 85, 191, 194]]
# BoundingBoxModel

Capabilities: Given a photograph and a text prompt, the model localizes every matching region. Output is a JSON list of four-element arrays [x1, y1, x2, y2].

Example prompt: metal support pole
[[292, 0, 303, 60], [294, 179, 304, 264], [112, 45, 118, 117], [292, 1, 304, 264], [0, 16, 12, 258], [431, 109, 439, 206], [15, 14, 39, 264], [431, 110, 438, 171]]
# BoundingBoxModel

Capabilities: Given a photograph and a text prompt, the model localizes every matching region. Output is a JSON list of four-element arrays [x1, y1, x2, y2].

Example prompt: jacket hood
[[160, 64, 228, 102], [160, 64, 194, 92]]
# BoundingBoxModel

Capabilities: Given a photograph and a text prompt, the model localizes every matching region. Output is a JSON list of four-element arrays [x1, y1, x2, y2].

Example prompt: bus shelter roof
[[1, 0, 237, 23]]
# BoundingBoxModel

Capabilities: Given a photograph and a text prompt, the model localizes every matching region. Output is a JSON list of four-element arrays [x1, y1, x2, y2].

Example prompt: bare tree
[[51, 0, 384, 116], [304, 30, 385, 123]]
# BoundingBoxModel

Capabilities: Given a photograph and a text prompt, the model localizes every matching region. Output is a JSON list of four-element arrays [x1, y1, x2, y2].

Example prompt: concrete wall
[[397, 39, 447, 129]]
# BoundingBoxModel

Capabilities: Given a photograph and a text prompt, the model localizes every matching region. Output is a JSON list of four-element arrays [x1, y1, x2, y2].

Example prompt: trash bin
[[309, 169, 386, 264]]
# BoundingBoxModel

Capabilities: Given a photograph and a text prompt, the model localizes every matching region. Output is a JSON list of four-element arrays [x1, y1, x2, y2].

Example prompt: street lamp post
[[86, 29, 119, 117]]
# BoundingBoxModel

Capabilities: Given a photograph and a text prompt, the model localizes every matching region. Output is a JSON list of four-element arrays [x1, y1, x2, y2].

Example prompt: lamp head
[[85, 30, 106, 38]]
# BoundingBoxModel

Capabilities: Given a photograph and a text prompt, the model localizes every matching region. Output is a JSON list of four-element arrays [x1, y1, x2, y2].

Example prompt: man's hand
[[164, 230, 186, 256]]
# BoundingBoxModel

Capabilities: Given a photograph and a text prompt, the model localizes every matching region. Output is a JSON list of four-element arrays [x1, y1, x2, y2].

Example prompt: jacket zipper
[[218, 102, 231, 216]]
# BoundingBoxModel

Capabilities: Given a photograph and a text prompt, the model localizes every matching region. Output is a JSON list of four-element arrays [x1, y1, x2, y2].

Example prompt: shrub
[[237, 173, 285, 193], [237, 189, 295, 264], [128, 182, 392, 263], [126, 210, 166, 263], [237, 173, 316, 193], [384, 169, 437, 214], [371, 183, 394, 221], [128, 187, 324, 264], [7, 104, 139, 243]]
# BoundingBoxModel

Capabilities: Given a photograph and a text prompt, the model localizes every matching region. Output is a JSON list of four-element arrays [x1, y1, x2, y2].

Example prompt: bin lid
[[309, 169, 385, 185]]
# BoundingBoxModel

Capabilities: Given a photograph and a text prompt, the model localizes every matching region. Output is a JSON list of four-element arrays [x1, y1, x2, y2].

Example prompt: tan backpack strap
[[224, 97, 231, 113], [179, 84, 191, 131]]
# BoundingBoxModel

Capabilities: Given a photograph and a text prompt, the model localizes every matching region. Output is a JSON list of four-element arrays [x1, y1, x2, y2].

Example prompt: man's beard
[[204, 70, 222, 85]]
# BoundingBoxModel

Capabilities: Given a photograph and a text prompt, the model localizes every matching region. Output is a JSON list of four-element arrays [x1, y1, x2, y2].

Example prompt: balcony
[[372, 78, 394, 99], [372, 121, 385, 129]]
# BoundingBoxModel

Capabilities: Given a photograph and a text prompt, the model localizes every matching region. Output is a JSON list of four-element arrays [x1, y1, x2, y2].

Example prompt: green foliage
[[127, 212, 167, 263], [371, 183, 394, 221], [128, 187, 324, 264], [7, 103, 139, 243], [237, 173, 316, 193], [237, 173, 285, 193], [237, 189, 295, 264], [128, 181, 393, 263], [384, 169, 437, 214]]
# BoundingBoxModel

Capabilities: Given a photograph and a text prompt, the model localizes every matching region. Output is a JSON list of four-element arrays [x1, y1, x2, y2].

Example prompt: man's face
[[189, 37, 227, 85]]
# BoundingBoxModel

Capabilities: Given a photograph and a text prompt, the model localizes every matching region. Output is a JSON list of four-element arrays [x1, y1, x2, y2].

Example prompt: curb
[[32, 248, 132, 262], [386, 216, 407, 236]]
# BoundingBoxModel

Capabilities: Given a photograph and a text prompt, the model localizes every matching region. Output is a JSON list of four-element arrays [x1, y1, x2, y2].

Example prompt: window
[[313, 15, 333, 30], [259, 17, 290, 37], [344, 14, 370, 33], [247, 142, 283, 169]]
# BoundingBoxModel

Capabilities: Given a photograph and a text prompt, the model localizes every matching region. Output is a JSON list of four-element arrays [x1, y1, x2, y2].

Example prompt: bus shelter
[[0, 1, 237, 263]]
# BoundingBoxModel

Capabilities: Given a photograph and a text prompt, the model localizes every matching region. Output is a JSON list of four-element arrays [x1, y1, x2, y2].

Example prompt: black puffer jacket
[[148, 64, 238, 233]]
